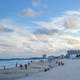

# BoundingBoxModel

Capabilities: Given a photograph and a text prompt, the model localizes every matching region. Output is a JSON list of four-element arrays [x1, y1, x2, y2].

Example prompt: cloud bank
[[22, 8, 39, 17], [0, 10, 80, 58]]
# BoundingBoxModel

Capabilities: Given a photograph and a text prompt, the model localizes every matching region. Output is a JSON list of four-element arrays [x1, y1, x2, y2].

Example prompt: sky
[[0, 0, 80, 58]]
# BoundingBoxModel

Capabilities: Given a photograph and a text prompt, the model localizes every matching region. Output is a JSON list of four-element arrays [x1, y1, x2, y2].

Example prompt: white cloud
[[22, 8, 40, 17], [33, 10, 80, 54], [0, 19, 39, 58], [65, 10, 80, 16], [0, 10, 80, 58], [35, 10, 80, 33]]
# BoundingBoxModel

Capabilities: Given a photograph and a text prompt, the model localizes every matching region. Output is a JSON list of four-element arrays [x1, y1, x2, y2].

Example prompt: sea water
[[0, 60, 31, 69], [0, 59, 44, 69]]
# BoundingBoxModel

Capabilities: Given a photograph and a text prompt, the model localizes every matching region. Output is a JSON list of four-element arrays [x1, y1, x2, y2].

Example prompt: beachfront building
[[66, 50, 80, 59], [42, 54, 47, 59], [48, 56, 55, 63]]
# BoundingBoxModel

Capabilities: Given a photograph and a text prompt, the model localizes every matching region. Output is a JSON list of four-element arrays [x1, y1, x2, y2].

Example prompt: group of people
[[56, 61, 64, 66], [16, 62, 31, 70], [44, 60, 64, 72], [19, 64, 27, 70]]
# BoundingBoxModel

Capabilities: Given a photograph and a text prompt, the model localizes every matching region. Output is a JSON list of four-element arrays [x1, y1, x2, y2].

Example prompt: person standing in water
[[16, 63, 18, 67]]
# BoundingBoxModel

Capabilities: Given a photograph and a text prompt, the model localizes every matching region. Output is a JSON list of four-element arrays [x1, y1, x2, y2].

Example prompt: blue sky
[[0, 0, 80, 58], [0, 0, 80, 24]]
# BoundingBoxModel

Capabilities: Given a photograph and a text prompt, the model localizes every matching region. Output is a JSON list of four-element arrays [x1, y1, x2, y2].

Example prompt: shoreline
[[0, 59, 59, 80]]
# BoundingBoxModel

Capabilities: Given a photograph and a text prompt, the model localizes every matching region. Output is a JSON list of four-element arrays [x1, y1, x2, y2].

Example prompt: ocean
[[0, 59, 45, 69], [0, 60, 32, 69]]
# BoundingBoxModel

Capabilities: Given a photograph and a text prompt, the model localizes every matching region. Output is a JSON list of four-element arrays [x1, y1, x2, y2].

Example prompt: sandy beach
[[17, 59, 80, 80], [0, 59, 80, 80], [0, 59, 57, 80]]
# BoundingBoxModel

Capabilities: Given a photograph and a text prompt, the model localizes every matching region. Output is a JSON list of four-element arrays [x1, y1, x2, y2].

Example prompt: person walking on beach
[[24, 64, 27, 70], [19, 64, 23, 70]]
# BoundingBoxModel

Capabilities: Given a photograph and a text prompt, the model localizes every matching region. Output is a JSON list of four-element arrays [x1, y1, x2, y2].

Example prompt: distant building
[[48, 56, 56, 63], [56, 55, 65, 59], [66, 50, 80, 59], [42, 54, 47, 59]]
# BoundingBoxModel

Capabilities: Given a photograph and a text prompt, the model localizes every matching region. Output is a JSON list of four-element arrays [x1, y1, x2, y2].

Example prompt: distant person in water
[[4, 66, 6, 70], [28, 62, 30, 66], [31, 60, 33, 63], [16, 63, 18, 67]]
